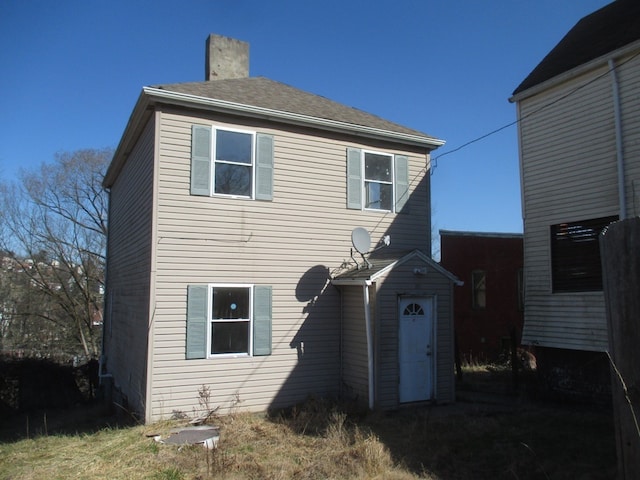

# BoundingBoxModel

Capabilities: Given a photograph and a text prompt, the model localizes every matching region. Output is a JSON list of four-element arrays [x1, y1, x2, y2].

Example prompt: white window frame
[[207, 283, 253, 358], [362, 149, 395, 212], [211, 127, 256, 199]]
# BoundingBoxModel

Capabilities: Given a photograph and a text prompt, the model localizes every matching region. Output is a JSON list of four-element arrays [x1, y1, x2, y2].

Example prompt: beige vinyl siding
[[104, 117, 155, 416], [374, 259, 455, 409], [147, 108, 431, 419], [341, 286, 369, 403], [518, 51, 640, 352]]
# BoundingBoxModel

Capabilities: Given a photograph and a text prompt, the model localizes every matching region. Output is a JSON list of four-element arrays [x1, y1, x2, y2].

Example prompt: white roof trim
[[143, 87, 445, 149]]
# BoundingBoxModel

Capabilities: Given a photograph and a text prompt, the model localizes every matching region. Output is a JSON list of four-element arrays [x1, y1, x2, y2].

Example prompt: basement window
[[550, 215, 617, 292]]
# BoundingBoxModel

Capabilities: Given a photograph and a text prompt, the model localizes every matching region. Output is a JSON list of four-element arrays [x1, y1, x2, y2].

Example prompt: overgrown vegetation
[[0, 149, 110, 359], [0, 385, 616, 480]]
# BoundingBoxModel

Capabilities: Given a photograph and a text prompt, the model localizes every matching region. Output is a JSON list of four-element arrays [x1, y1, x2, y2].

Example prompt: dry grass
[[0, 379, 616, 480]]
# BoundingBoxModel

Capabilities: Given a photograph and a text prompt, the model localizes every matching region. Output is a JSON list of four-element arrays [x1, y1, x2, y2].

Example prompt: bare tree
[[0, 149, 111, 358]]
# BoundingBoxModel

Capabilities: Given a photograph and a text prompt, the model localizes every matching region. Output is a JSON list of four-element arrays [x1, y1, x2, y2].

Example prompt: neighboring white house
[[101, 34, 459, 422], [510, 0, 640, 399]]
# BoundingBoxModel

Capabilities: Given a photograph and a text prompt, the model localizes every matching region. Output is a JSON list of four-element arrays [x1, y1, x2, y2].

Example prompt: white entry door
[[399, 296, 434, 403]]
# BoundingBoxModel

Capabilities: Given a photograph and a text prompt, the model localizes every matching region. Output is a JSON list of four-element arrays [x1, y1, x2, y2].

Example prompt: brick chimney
[[205, 34, 249, 81]]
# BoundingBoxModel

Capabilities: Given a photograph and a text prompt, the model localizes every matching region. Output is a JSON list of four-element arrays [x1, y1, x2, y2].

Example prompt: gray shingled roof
[[154, 76, 432, 138], [513, 0, 640, 96]]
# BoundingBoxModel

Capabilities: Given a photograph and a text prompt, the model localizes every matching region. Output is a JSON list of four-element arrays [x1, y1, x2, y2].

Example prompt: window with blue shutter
[[191, 126, 212, 196], [253, 286, 272, 356], [190, 125, 274, 200], [186, 284, 272, 359], [186, 285, 208, 359], [347, 148, 362, 209], [394, 155, 409, 213], [255, 134, 274, 201], [347, 148, 409, 213]]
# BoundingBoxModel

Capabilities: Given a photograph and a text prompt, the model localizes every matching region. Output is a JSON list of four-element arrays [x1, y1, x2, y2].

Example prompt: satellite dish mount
[[351, 227, 372, 269]]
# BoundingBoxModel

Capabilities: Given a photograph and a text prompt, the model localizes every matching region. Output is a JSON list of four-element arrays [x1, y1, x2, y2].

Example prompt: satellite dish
[[351, 227, 371, 254]]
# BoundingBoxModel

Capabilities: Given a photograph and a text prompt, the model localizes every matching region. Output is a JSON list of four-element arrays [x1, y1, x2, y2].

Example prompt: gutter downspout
[[609, 58, 627, 220], [362, 281, 374, 410]]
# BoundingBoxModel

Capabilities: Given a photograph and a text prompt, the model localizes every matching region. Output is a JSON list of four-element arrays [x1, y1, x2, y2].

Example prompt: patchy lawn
[[0, 366, 616, 479]]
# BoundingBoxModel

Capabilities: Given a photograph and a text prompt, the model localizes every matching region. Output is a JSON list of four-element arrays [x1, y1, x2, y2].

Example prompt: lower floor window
[[210, 286, 251, 355], [186, 283, 272, 360]]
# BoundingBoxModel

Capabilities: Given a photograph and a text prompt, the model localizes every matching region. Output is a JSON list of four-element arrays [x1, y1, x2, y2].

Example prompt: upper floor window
[[472, 270, 486, 309], [364, 152, 393, 210], [214, 129, 253, 196], [550, 215, 617, 292], [346, 148, 409, 213], [191, 125, 274, 200]]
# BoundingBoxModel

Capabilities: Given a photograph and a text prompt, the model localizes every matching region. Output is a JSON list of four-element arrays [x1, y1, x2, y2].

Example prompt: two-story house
[[510, 0, 640, 400], [101, 34, 460, 422]]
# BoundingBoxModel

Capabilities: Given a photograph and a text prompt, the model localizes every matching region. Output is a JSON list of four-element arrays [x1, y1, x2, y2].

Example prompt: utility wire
[[430, 48, 640, 174]]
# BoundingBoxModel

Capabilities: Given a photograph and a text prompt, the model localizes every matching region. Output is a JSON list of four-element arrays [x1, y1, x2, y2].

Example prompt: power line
[[430, 49, 640, 175]]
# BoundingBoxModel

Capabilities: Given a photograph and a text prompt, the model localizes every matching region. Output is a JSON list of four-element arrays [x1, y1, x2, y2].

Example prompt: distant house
[[440, 230, 524, 364], [510, 1, 640, 400], [101, 34, 460, 422]]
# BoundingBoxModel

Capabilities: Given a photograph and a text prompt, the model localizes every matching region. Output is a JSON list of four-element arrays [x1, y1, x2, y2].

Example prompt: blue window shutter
[[253, 285, 272, 356], [394, 155, 409, 213], [186, 285, 207, 359], [191, 125, 211, 196], [255, 133, 274, 201], [347, 148, 362, 209]]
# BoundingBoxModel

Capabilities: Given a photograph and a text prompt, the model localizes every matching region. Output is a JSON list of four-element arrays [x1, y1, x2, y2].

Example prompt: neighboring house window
[[191, 125, 274, 200], [550, 215, 617, 293], [472, 270, 486, 309], [346, 148, 409, 212], [186, 284, 272, 359]]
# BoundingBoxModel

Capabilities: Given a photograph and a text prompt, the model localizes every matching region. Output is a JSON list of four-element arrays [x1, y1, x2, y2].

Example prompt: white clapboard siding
[[518, 51, 640, 352]]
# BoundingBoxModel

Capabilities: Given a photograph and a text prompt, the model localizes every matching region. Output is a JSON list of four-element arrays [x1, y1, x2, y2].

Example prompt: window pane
[[211, 321, 249, 354], [472, 271, 486, 309], [216, 130, 252, 164], [212, 287, 250, 319], [550, 215, 617, 292], [364, 153, 391, 181], [214, 164, 251, 196], [365, 181, 392, 210]]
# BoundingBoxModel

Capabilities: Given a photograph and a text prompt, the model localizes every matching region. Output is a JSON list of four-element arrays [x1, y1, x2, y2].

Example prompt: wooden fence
[[601, 216, 640, 479]]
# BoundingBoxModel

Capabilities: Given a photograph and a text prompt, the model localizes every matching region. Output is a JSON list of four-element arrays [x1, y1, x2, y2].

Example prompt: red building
[[440, 230, 524, 364]]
